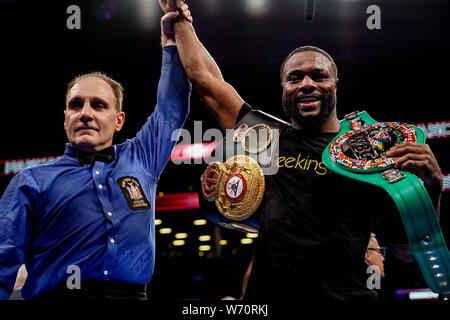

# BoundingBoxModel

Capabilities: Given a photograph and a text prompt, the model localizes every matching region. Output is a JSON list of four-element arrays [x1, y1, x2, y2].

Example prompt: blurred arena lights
[[172, 239, 185, 246], [199, 235, 212, 242], [193, 219, 208, 226], [170, 142, 219, 162], [136, 0, 160, 30], [245, 0, 269, 16], [199, 245, 211, 251], [175, 233, 188, 239], [395, 288, 440, 300], [241, 238, 253, 245], [155, 192, 199, 212], [159, 227, 172, 234]]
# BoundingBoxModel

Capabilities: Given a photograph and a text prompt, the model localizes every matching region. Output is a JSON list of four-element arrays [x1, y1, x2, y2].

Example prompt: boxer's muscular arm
[[173, 18, 244, 129]]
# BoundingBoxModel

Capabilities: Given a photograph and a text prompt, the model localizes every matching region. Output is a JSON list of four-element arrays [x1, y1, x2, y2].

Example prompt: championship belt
[[200, 110, 290, 233], [322, 110, 450, 293]]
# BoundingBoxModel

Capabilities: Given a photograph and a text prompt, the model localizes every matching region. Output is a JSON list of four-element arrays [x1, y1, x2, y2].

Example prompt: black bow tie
[[76, 146, 116, 166]]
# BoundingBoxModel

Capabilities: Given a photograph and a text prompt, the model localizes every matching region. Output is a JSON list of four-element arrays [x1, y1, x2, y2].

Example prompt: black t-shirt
[[237, 104, 401, 301]]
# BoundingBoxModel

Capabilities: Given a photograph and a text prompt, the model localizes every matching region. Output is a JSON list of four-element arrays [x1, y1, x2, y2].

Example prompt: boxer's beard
[[283, 93, 337, 129]]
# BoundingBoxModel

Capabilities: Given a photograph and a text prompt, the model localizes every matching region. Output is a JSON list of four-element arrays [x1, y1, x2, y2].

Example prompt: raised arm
[[159, 1, 244, 129]]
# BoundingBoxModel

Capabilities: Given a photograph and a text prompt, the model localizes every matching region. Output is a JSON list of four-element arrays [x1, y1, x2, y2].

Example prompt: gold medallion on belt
[[201, 155, 265, 221]]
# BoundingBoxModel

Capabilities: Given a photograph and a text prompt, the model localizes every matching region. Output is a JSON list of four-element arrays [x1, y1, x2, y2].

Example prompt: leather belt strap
[[199, 110, 290, 233]]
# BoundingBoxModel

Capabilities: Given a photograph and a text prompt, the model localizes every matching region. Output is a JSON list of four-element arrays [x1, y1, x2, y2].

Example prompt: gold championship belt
[[201, 155, 265, 221], [199, 109, 290, 233]]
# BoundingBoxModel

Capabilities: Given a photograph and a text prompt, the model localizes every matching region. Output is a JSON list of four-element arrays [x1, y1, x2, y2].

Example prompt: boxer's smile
[[296, 94, 323, 111]]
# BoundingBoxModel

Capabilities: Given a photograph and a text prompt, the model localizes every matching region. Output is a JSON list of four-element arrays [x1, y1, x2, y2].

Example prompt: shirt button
[[98, 184, 103, 189], [107, 212, 113, 217], [110, 238, 115, 244], [103, 270, 108, 276]]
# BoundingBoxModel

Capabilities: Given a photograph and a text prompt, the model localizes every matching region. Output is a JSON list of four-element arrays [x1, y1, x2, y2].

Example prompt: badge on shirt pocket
[[117, 176, 151, 211]]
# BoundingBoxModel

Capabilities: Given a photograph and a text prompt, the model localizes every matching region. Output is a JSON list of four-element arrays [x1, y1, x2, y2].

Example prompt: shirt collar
[[64, 144, 117, 166]]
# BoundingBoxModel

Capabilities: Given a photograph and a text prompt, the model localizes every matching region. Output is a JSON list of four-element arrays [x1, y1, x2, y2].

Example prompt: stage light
[[241, 238, 253, 245], [199, 245, 211, 251], [155, 219, 162, 225], [170, 142, 219, 161], [159, 228, 172, 234], [173, 240, 185, 246], [408, 290, 439, 300], [175, 233, 188, 239], [246, 233, 258, 238], [199, 235, 211, 242], [136, 0, 159, 30], [219, 240, 228, 246], [245, 0, 268, 15], [156, 192, 199, 212], [193, 219, 207, 226]]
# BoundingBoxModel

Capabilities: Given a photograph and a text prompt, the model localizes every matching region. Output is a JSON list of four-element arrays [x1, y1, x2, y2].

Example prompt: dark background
[[1, 0, 449, 301]]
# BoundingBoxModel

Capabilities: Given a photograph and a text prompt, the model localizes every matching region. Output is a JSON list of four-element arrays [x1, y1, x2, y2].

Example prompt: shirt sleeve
[[0, 172, 36, 300], [134, 45, 192, 179]]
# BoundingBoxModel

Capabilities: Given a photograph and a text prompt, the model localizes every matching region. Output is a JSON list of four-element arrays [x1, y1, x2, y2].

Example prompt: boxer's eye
[[287, 75, 301, 83], [313, 75, 326, 81], [311, 71, 328, 82]]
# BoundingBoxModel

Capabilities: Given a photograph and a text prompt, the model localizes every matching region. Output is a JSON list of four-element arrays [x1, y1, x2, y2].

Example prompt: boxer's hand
[[386, 142, 443, 190], [160, 3, 192, 47], [158, 0, 192, 22], [178, 3, 192, 23], [158, 0, 183, 12]]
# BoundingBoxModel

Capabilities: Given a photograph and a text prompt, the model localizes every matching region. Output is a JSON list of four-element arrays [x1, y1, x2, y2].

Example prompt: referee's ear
[[115, 111, 125, 132], [365, 250, 372, 265]]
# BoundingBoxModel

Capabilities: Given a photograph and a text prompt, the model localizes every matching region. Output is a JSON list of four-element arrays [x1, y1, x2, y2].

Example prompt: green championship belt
[[322, 111, 450, 293]]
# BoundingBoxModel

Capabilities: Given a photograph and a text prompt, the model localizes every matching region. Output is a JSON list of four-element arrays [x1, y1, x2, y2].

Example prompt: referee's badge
[[117, 176, 151, 210]]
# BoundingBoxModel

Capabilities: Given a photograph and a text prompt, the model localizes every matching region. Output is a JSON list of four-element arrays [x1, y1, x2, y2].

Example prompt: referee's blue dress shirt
[[0, 46, 191, 299]]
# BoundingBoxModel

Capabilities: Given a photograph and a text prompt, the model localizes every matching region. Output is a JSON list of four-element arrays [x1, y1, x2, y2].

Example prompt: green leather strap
[[322, 111, 450, 293]]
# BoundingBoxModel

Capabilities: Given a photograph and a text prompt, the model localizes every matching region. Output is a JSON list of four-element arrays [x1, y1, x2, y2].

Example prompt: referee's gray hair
[[280, 46, 338, 81]]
